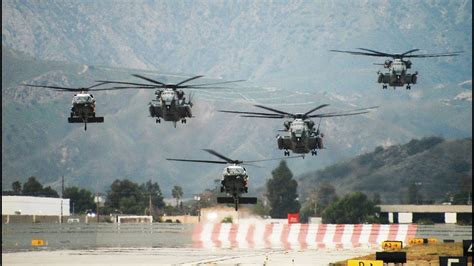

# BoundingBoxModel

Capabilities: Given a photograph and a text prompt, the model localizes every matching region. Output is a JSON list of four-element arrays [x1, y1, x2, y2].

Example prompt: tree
[[106, 179, 144, 214], [140, 180, 165, 213], [41, 186, 60, 198], [300, 182, 338, 223], [408, 183, 423, 204], [22, 176, 43, 196], [63, 186, 95, 214], [12, 181, 22, 194], [322, 192, 382, 224], [266, 160, 300, 218], [172, 185, 184, 207]]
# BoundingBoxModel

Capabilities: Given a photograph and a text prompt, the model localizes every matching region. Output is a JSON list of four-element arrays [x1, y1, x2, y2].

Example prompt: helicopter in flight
[[21, 82, 124, 131], [98, 74, 244, 127], [329, 48, 462, 89], [219, 104, 378, 157], [167, 149, 302, 211]]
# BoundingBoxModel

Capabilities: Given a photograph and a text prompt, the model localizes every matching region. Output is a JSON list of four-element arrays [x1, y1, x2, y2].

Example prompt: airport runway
[[2, 247, 373, 265]]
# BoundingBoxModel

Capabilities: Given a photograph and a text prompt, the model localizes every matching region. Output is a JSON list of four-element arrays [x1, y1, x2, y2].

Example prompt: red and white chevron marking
[[192, 223, 417, 249]]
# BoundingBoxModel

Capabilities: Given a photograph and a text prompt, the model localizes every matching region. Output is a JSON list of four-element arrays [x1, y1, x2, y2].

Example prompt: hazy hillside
[[2, 1, 472, 196], [298, 137, 472, 204]]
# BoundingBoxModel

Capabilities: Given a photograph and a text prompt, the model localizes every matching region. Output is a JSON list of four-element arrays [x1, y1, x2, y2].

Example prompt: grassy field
[[333, 243, 472, 266]]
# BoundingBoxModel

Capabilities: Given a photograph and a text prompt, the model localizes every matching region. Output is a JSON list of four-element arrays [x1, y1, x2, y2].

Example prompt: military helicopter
[[21, 82, 124, 131], [219, 104, 378, 157], [98, 74, 244, 127], [329, 48, 462, 89], [167, 149, 302, 211]]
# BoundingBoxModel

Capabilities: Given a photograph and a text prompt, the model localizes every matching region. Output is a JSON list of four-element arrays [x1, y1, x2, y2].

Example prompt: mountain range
[[2, 1, 471, 197]]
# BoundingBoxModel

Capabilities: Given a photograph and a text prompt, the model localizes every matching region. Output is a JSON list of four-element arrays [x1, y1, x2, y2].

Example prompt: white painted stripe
[[253, 223, 266, 249], [201, 223, 215, 249], [358, 224, 372, 245], [218, 223, 232, 248], [341, 224, 354, 244], [376, 225, 391, 245], [235, 223, 249, 249], [287, 224, 301, 249], [323, 224, 337, 244], [395, 224, 409, 244], [269, 224, 283, 249], [305, 224, 318, 249]]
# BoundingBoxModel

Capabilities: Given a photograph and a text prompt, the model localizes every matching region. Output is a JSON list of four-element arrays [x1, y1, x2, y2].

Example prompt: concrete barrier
[[192, 224, 418, 249]]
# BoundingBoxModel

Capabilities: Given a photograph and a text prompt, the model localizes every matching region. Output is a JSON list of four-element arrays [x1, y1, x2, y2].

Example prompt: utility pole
[[96, 192, 99, 223], [60, 176, 64, 224], [149, 194, 152, 217]]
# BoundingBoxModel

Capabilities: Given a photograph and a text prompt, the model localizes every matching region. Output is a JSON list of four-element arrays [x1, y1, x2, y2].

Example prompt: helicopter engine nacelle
[[177, 90, 184, 99], [405, 60, 412, 69], [305, 120, 315, 130], [283, 121, 291, 130], [155, 90, 162, 98], [384, 60, 392, 68]]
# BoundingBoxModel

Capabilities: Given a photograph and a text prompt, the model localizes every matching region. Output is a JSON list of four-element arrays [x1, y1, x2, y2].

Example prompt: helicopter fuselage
[[220, 165, 249, 198], [277, 118, 323, 156], [149, 89, 192, 124], [68, 93, 104, 130], [377, 59, 417, 89]]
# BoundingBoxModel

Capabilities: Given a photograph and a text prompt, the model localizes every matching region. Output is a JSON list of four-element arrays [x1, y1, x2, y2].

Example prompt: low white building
[[2, 196, 70, 216]]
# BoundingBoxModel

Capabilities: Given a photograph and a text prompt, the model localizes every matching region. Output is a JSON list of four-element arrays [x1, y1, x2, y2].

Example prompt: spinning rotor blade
[[22, 84, 80, 91], [316, 106, 379, 116], [330, 49, 388, 57], [203, 149, 239, 164], [96, 80, 157, 87], [218, 110, 284, 116], [304, 104, 330, 116], [241, 115, 285, 118], [243, 154, 304, 163], [186, 79, 246, 87], [254, 105, 292, 116], [175, 75, 204, 86], [356, 48, 392, 56], [132, 74, 166, 86], [309, 110, 370, 118], [401, 49, 420, 56], [166, 158, 228, 164], [403, 51, 463, 58]]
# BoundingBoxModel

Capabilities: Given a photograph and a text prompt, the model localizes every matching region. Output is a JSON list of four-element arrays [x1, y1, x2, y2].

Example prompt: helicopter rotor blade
[[202, 149, 237, 164], [401, 49, 420, 56], [132, 74, 167, 86], [218, 110, 284, 116], [22, 84, 82, 91], [185, 79, 246, 87], [254, 105, 293, 116], [403, 51, 463, 58], [243, 154, 304, 163], [304, 104, 330, 116], [174, 75, 204, 86], [86, 82, 108, 89], [313, 106, 379, 116], [330, 49, 388, 57], [241, 115, 285, 118], [166, 158, 228, 164], [96, 80, 158, 87], [356, 48, 393, 56], [309, 111, 371, 118]]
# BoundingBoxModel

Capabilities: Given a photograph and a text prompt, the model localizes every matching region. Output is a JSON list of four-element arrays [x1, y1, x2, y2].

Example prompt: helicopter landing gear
[[156, 118, 161, 123], [311, 150, 318, 156], [382, 85, 387, 89], [70, 112, 74, 118], [284, 150, 290, 156], [220, 186, 225, 193], [181, 119, 186, 124], [406, 85, 411, 90]]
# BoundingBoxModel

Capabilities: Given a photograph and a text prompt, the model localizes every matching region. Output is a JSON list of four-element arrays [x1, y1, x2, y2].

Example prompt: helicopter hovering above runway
[[98, 74, 244, 127], [22, 82, 124, 131], [329, 48, 462, 90], [219, 104, 378, 157], [167, 149, 302, 211]]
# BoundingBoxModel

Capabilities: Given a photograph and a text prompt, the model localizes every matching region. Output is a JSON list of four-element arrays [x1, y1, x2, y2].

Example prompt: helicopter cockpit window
[[392, 62, 404, 74], [223, 167, 246, 176], [73, 95, 94, 104]]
